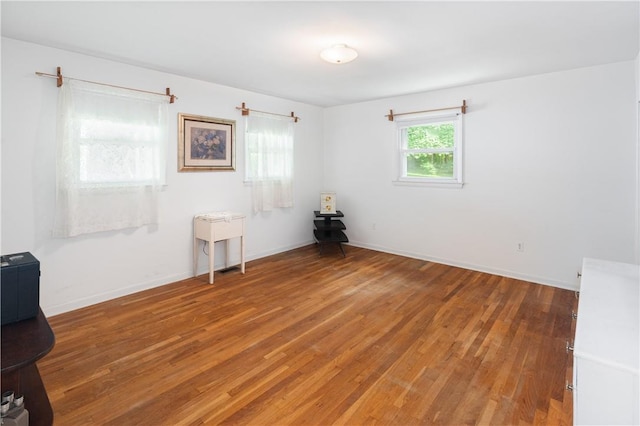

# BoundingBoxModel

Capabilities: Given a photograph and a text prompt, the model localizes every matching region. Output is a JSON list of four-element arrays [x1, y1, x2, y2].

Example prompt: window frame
[[394, 111, 464, 188]]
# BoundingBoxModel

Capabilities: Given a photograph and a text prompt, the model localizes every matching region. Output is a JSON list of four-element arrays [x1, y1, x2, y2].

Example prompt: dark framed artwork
[[178, 113, 236, 172]]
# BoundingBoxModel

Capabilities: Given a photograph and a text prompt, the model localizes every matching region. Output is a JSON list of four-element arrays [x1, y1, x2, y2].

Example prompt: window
[[53, 79, 169, 237], [395, 112, 463, 187], [77, 118, 164, 187], [245, 113, 294, 212]]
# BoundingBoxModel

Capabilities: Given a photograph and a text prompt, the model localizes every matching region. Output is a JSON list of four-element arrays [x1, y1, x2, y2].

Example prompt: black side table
[[313, 210, 349, 257]]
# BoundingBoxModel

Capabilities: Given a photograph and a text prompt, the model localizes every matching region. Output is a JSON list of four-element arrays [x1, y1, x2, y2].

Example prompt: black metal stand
[[313, 210, 348, 257]]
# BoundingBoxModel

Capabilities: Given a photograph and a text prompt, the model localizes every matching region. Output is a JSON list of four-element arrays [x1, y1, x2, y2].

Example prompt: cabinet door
[[574, 356, 639, 425]]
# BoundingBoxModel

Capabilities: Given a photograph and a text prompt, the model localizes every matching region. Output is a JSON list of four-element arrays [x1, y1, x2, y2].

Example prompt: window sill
[[392, 179, 464, 189]]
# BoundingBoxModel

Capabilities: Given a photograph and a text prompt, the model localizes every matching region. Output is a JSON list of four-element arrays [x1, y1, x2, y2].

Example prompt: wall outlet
[[516, 242, 524, 252]]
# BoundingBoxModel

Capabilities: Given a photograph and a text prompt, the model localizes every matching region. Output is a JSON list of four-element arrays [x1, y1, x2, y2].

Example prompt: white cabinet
[[193, 212, 245, 284], [573, 258, 639, 425]]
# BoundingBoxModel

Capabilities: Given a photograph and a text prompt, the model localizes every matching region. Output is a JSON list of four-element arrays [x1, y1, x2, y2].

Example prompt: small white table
[[193, 212, 246, 284]]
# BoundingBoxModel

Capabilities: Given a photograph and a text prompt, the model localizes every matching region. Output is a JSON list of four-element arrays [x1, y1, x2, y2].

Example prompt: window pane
[[79, 144, 156, 184], [80, 118, 157, 142], [407, 123, 454, 149], [406, 152, 454, 178], [77, 117, 162, 185]]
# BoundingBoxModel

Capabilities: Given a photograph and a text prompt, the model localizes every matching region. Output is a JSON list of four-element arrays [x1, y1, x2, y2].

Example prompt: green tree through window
[[406, 123, 455, 178]]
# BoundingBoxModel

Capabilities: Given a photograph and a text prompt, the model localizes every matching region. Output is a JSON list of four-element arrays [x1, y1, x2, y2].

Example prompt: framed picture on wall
[[178, 113, 236, 172], [320, 192, 336, 214]]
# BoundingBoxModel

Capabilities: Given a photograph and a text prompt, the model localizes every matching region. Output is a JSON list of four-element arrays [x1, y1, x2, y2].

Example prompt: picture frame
[[320, 192, 336, 214], [178, 113, 236, 172]]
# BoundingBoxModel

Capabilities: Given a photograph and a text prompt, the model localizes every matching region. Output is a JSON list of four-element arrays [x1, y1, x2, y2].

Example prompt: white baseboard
[[43, 271, 193, 317], [194, 239, 315, 276], [347, 241, 577, 292], [44, 238, 575, 317], [45, 239, 317, 317]]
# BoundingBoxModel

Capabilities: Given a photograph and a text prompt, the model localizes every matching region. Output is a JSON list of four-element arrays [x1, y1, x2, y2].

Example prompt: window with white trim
[[396, 112, 463, 187]]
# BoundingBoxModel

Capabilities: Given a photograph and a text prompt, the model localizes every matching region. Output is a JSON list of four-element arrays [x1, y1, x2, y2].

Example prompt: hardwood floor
[[38, 245, 576, 425]]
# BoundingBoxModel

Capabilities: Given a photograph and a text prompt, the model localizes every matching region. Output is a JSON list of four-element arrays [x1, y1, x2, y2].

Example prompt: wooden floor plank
[[37, 245, 575, 425]]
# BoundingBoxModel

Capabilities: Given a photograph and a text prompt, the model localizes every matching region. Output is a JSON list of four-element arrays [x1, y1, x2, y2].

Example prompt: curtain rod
[[386, 100, 466, 121], [236, 102, 300, 123], [35, 67, 177, 103]]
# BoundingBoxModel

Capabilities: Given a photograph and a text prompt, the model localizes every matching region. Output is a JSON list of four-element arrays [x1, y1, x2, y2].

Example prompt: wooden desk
[[1, 309, 55, 426], [194, 213, 246, 284]]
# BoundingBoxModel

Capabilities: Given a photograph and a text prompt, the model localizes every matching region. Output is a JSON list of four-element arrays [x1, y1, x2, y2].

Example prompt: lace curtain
[[53, 79, 169, 237], [245, 113, 294, 213]]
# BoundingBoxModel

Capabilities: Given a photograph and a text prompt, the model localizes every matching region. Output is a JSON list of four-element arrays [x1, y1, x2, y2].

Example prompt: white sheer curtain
[[245, 113, 294, 213], [53, 79, 169, 237]]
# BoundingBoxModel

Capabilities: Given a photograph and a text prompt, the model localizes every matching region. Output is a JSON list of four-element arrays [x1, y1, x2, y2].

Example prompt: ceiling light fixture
[[320, 44, 358, 64]]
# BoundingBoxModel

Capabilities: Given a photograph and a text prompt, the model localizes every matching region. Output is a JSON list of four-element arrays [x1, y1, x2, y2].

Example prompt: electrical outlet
[[516, 242, 524, 252]]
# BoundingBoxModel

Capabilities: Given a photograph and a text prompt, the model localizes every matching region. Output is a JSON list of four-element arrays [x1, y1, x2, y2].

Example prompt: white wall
[[636, 53, 640, 263], [2, 38, 637, 317], [324, 61, 638, 290], [1, 38, 324, 315]]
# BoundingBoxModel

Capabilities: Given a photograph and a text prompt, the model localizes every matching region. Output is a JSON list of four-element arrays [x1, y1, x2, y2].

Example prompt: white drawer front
[[213, 219, 243, 241]]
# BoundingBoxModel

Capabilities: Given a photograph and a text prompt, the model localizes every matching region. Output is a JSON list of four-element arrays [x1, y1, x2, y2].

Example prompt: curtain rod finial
[[56, 66, 63, 87], [166, 88, 176, 104]]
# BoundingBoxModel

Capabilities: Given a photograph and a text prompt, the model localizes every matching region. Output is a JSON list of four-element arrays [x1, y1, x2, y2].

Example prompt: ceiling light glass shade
[[320, 44, 358, 64]]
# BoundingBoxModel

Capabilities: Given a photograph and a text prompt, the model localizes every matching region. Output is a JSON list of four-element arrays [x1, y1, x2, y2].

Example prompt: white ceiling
[[2, 1, 639, 107]]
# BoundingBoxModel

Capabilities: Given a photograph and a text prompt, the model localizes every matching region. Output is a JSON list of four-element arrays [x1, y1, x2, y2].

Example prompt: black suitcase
[[1, 252, 40, 325]]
